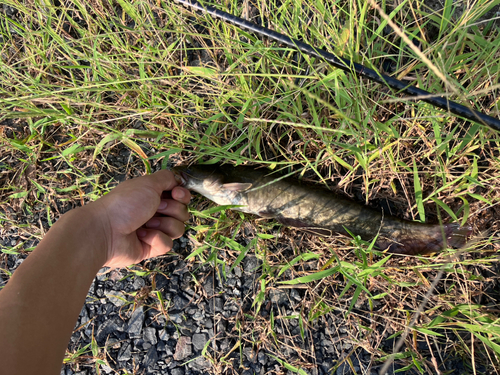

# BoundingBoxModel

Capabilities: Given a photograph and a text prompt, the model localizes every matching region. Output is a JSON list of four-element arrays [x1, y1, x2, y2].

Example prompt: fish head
[[172, 164, 221, 191], [171, 164, 252, 207]]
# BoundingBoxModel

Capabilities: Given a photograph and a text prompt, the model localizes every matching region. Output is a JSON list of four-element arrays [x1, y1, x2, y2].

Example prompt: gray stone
[[192, 333, 208, 351], [79, 306, 90, 325], [219, 339, 229, 350], [173, 261, 187, 274], [171, 368, 184, 375], [157, 340, 166, 351], [107, 338, 120, 348], [234, 266, 242, 278], [192, 311, 204, 321], [105, 291, 127, 307], [269, 289, 288, 305], [96, 318, 123, 343], [170, 275, 179, 287], [217, 320, 227, 332], [143, 327, 157, 345], [258, 351, 267, 365], [173, 336, 192, 361], [290, 288, 301, 301], [321, 360, 334, 374], [342, 342, 352, 350], [127, 306, 144, 338], [100, 364, 113, 374], [96, 269, 108, 281], [243, 347, 257, 362], [189, 356, 210, 371], [244, 256, 261, 273], [155, 273, 169, 290], [203, 277, 214, 293], [212, 297, 223, 312], [133, 277, 145, 289], [321, 339, 332, 347], [172, 294, 189, 311], [336, 363, 350, 375], [159, 329, 169, 341], [133, 338, 145, 350], [156, 315, 166, 325], [169, 313, 183, 324], [117, 342, 132, 361], [143, 346, 158, 368]]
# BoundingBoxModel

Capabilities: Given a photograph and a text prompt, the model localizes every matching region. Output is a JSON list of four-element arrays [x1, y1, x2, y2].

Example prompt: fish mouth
[[179, 171, 190, 186], [172, 169, 188, 186]]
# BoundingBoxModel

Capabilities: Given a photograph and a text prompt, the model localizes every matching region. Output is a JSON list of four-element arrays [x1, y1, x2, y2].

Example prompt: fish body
[[172, 164, 471, 255]]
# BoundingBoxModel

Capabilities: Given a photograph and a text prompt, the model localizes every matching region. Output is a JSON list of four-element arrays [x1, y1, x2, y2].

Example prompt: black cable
[[173, 0, 500, 132]]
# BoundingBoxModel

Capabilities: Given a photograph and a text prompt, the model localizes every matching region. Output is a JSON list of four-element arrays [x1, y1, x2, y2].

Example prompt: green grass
[[1, 0, 500, 373]]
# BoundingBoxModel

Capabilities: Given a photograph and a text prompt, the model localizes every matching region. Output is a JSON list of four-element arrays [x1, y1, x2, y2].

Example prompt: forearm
[[0, 170, 190, 375], [0, 205, 107, 375]]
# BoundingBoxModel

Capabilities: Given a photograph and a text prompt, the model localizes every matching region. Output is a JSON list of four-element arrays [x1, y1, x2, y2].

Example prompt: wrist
[[54, 204, 109, 270]]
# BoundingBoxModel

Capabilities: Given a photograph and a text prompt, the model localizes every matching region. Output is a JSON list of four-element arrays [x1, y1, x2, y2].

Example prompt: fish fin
[[444, 223, 473, 248], [275, 216, 332, 236], [302, 227, 333, 236], [257, 210, 276, 218], [222, 182, 252, 192], [276, 216, 310, 228]]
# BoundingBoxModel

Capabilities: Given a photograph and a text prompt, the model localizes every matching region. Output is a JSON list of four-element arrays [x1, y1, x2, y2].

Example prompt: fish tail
[[443, 223, 473, 249], [379, 223, 472, 255]]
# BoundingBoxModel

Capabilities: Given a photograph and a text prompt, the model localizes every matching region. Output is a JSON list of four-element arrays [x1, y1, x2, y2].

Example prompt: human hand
[[86, 170, 191, 268]]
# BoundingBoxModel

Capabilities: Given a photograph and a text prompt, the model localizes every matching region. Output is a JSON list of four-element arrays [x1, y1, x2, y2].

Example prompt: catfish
[[172, 164, 471, 255]]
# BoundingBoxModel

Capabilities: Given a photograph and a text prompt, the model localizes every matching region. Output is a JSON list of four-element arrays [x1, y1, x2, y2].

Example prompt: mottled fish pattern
[[172, 164, 471, 255]]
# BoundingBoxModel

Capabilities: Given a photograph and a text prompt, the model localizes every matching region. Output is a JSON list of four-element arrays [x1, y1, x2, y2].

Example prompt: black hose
[[173, 0, 500, 132]]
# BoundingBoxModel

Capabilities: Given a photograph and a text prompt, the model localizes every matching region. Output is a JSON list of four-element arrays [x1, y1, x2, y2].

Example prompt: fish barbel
[[172, 164, 471, 255]]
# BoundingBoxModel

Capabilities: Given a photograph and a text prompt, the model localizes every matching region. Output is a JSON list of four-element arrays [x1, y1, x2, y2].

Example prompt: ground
[[1, 0, 500, 374]]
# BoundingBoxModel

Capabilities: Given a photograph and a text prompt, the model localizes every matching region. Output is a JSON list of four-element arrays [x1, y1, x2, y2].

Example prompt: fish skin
[[172, 164, 472, 255]]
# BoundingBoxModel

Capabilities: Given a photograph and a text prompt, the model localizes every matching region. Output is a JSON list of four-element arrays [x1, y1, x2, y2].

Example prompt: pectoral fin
[[222, 182, 253, 192]]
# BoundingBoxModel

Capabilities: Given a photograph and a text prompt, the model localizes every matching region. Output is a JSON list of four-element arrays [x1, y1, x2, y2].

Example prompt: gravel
[[173, 336, 192, 361], [5, 220, 477, 375], [127, 306, 145, 339], [192, 333, 207, 351]]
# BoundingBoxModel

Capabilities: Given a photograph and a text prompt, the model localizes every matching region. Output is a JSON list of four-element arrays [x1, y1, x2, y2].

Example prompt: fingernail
[[137, 229, 147, 237], [158, 201, 168, 210], [146, 218, 161, 228], [175, 189, 185, 199]]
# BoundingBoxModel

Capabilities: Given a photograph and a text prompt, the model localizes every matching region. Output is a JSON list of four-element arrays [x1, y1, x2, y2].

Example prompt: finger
[[137, 229, 174, 260], [171, 186, 191, 205], [143, 169, 180, 195], [156, 199, 190, 222], [144, 216, 186, 239]]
